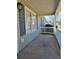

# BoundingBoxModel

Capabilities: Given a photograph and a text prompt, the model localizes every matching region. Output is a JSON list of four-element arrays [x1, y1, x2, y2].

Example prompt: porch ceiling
[[24, 0, 60, 15], [18, 0, 60, 15]]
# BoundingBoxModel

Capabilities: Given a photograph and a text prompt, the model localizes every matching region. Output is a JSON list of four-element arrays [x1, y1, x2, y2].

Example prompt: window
[[25, 10, 31, 31], [31, 14, 37, 30], [38, 16, 41, 29]]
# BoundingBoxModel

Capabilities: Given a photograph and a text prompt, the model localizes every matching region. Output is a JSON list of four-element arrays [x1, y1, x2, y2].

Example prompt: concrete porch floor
[[17, 34, 60, 59]]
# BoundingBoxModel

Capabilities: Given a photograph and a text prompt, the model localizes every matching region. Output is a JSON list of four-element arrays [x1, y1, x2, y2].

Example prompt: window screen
[[17, 3, 26, 36]]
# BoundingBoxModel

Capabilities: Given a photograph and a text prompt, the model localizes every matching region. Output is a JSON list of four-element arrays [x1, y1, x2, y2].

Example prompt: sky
[[44, 15, 55, 22]]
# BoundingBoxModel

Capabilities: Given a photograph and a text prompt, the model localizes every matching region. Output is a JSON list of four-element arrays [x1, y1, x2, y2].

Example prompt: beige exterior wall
[[54, 1, 61, 47], [55, 2, 61, 15]]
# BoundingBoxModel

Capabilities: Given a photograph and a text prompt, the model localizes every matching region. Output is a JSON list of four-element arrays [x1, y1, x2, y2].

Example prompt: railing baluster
[[40, 27, 54, 34]]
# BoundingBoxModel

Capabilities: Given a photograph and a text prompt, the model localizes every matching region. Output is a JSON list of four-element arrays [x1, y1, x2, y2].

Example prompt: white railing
[[40, 27, 54, 34]]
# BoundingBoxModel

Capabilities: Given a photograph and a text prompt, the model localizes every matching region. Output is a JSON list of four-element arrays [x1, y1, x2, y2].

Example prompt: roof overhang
[[17, 0, 60, 16]]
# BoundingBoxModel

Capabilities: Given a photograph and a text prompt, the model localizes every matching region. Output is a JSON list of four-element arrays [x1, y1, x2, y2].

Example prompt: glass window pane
[[25, 10, 31, 31], [31, 14, 37, 30]]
